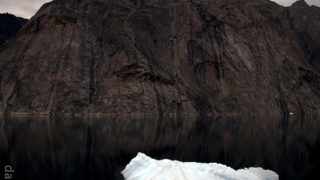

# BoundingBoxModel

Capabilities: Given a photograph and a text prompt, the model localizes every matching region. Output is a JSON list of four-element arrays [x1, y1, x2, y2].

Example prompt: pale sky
[[271, 0, 320, 6], [0, 0, 51, 18], [0, 0, 319, 19]]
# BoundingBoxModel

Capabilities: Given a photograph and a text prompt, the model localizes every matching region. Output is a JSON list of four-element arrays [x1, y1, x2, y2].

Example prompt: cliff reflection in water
[[0, 114, 319, 180]]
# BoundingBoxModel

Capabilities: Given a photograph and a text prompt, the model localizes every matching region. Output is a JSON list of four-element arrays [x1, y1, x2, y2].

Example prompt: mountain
[[0, 13, 27, 50], [0, 0, 320, 116], [291, 0, 309, 8]]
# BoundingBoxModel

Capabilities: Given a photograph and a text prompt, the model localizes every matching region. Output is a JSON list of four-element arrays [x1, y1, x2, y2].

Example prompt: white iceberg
[[122, 153, 279, 180]]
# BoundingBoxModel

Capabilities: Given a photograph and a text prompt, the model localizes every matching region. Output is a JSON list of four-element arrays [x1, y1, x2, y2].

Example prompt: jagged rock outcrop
[[0, 13, 27, 50], [0, 0, 320, 115], [291, 0, 309, 8]]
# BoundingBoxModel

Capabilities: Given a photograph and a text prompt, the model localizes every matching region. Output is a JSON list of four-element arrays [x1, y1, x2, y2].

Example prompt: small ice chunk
[[122, 153, 279, 180]]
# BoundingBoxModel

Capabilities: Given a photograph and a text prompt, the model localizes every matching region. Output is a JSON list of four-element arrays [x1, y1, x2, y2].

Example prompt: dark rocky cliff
[[291, 0, 309, 8], [0, 13, 27, 50], [0, 0, 320, 115]]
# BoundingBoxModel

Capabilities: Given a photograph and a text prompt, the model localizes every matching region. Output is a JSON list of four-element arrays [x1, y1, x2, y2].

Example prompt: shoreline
[[0, 111, 291, 118]]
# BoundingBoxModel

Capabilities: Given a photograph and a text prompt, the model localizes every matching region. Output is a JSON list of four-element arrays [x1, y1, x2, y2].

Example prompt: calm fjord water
[[0, 115, 319, 180]]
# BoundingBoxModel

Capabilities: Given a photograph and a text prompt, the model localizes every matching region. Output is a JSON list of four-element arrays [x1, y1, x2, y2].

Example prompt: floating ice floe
[[122, 153, 279, 180]]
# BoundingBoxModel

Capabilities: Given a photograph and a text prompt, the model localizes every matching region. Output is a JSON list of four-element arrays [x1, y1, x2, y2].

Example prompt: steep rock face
[[291, 0, 309, 8], [0, 0, 320, 115], [0, 13, 27, 50]]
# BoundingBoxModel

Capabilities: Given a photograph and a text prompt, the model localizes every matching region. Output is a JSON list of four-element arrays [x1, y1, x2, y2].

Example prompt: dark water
[[0, 114, 319, 180]]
